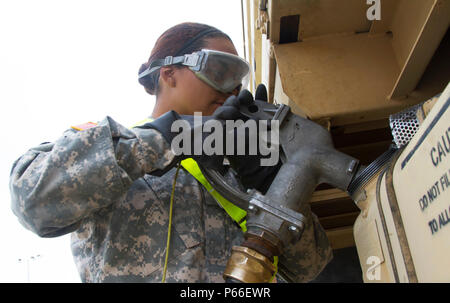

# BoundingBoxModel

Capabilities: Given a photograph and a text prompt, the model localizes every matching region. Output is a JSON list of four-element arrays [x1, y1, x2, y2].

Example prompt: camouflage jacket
[[9, 116, 332, 282]]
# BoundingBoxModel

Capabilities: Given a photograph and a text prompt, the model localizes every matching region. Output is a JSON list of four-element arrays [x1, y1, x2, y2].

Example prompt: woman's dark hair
[[138, 22, 232, 95]]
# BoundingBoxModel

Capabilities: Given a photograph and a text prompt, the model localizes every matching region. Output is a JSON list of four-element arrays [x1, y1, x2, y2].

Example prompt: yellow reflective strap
[[181, 158, 247, 232], [239, 220, 247, 232], [270, 256, 279, 283]]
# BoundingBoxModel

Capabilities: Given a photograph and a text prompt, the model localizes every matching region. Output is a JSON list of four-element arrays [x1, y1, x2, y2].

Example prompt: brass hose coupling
[[223, 246, 276, 283]]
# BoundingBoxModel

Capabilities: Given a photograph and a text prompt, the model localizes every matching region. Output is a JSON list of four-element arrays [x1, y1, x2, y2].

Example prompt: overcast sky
[[0, 0, 245, 282]]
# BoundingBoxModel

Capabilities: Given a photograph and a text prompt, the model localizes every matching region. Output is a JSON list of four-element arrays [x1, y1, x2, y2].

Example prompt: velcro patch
[[71, 122, 98, 131]]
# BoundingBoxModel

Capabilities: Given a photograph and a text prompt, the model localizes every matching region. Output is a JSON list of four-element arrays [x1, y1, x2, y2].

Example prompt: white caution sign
[[393, 83, 450, 282]]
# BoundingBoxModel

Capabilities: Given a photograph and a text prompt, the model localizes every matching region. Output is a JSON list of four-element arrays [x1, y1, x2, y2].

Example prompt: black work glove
[[227, 84, 282, 194], [137, 94, 249, 176]]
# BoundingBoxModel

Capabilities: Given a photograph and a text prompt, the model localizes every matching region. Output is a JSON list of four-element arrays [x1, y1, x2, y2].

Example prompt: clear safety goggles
[[138, 49, 250, 94]]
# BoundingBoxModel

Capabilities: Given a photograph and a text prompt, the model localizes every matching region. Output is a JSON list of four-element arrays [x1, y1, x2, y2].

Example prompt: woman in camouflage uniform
[[9, 22, 332, 282]]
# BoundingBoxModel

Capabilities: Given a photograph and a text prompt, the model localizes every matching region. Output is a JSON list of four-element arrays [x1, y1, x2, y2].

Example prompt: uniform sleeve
[[9, 116, 174, 237], [277, 206, 333, 283]]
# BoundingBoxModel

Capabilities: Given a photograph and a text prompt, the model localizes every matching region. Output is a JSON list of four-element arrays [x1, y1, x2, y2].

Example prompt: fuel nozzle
[[216, 101, 361, 283]]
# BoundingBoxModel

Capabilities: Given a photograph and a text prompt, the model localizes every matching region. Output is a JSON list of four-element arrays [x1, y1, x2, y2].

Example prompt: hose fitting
[[223, 246, 276, 283]]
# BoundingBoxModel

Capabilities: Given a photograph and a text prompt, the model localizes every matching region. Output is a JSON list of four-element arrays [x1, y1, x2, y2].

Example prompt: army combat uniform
[[9, 116, 332, 282]]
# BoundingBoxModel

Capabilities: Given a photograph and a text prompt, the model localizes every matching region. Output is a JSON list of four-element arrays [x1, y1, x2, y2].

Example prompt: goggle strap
[[174, 28, 221, 56], [138, 54, 200, 79]]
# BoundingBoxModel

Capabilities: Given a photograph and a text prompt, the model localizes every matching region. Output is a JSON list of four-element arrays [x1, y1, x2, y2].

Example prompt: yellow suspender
[[132, 118, 247, 232], [180, 158, 247, 232]]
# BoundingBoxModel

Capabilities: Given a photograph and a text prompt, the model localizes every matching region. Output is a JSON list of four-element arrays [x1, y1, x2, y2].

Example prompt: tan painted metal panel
[[389, 0, 450, 98], [353, 175, 397, 283], [390, 0, 437, 70], [273, 33, 421, 125], [268, 0, 370, 43], [369, 0, 400, 34], [274, 63, 307, 117], [325, 226, 355, 250], [379, 172, 410, 282]]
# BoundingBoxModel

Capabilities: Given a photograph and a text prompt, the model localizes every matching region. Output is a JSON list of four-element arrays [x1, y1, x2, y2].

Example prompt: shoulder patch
[[71, 122, 98, 131]]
